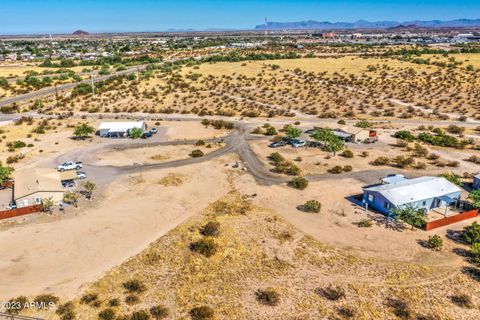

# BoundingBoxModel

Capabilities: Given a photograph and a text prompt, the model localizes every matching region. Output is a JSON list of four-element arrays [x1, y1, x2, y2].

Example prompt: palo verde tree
[[42, 197, 55, 213], [82, 180, 96, 200], [129, 127, 144, 139], [469, 189, 480, 209], [311, 128, 345, 156], [283, 124, 302, 140], [323, 135, 345, 156], [73, 123, 95, 139], [63, 191, 80, 208], [311, 128, 333, 146], [392, 205, 427, 230], [0, 162, 14, 184]]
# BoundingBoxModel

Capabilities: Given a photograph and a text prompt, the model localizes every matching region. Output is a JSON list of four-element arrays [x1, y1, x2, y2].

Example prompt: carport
[[332, 130, 353, 142], [435, 195, 459, 217]]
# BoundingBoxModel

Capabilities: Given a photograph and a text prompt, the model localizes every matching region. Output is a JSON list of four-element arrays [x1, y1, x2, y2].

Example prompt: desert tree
[[73, 123, 95, 139]]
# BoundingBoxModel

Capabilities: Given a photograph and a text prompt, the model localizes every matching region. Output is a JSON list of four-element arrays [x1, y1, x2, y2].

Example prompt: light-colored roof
[[381, 174, 406, 184], [364, 176, 461, 206], [59, 170, 78, 181], [338, 125, 368, 135], [14, 168, 63, 200], [332, 130, 352, 139], [98, 121, 145, 132]]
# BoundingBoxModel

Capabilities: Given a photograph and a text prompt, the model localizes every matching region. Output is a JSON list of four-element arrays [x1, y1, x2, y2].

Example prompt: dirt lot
[[94, 143, 223, 167], [0, 155, 235, 300], [31, 172, 480, 320], [1, 51, 480, 318]]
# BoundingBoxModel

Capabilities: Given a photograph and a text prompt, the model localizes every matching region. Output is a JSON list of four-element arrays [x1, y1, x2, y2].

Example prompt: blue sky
[[1, 0, 479, 34]]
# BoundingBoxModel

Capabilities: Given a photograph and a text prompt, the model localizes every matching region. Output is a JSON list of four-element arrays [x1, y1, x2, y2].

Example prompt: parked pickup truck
[[57, 161, 83, 172]]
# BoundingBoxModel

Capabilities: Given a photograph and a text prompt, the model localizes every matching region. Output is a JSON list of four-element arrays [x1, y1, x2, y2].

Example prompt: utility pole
[[90, 69, 95, 99], [54, 83, 59, 107], [264, 17, 268, 44]]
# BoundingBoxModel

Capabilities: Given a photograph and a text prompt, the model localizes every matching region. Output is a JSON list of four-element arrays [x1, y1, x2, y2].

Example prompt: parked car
[[150, 127, 158, 134], [364, 137, 378, 144], [306, 141, 322, 148], [269, 141, 287, 148], [292, 139, 306, 148], [7, 201, 16, 210], [57, 161, 83, 171], [142, 131, 153, 139], [62, 180, 75, 188], [76, 171, 87, 179]]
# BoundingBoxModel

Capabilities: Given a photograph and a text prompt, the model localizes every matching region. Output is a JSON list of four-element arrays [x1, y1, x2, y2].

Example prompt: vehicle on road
[[76, 171, 87, 179], [292, 139, 306, 148], [150, 127, 158, 134], [269, 141, 287, 148], [57, 161, 83, 171]]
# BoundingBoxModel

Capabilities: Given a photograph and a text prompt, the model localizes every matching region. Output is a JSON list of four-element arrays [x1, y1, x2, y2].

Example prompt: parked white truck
[[57, 161, 83, 172]]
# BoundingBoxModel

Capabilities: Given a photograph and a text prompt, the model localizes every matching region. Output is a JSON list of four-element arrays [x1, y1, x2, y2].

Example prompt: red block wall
[[0, 205, 43, 220], [425, 210, 478, 231]]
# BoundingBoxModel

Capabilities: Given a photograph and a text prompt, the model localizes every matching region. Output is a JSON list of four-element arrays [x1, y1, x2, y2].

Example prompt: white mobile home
[[363, 176, 462, 216], [97, 121, 146, 138]]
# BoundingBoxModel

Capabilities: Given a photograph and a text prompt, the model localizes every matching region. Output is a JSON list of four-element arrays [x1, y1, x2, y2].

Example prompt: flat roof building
[[363, 176, 462, 215], [97, 121, 146, 138], [14, 168, 64, 208]]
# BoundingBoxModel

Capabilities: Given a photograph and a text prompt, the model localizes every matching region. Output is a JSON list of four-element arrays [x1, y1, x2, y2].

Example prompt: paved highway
[[0, 65, 148, 107]]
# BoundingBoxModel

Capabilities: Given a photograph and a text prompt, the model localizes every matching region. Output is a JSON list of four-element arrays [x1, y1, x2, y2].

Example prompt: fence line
[[425, 209, 478, 231], [0, 205, 43, 221]]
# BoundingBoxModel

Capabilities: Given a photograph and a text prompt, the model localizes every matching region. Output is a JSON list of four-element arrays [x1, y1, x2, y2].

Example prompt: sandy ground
[[0, 117, 478, 304], [0, 156, 234, 299], [233, 173, 473, 267], [0, 119, 94, 168], [249, 138, 405, 175], [94, 143, 222, 167], [162, 120, 228, 140]]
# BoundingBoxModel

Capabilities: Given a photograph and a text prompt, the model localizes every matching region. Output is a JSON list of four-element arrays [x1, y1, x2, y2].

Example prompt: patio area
[[428, 205, 465, 221], [426, 195, 475, 221]]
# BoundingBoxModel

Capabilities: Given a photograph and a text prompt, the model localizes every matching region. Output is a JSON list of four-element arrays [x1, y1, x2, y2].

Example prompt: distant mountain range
[[255, 19, 480, 30]]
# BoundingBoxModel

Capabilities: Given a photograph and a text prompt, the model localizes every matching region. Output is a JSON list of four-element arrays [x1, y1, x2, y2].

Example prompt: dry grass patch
[[157, 173, 185, 187], [150, 154, 169, 161], [43, 190, 480, 319]]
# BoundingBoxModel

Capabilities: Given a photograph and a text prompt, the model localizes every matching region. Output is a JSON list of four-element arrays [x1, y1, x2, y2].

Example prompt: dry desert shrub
[[157, 173, 185, 187], [209, 191, 252, 215], [73, 187, 480, 319], [129, 174, 146, 184], [150, 154, 169, 161], [255, 288, 281, 306]]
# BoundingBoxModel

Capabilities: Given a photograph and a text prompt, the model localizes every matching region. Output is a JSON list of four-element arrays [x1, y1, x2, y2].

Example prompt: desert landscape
[[1, 5, 480, 319]]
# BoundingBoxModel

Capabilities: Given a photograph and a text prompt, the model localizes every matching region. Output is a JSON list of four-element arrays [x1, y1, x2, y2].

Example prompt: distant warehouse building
[[97, 121, 146, 138], [363, 176, 462, 216], [14, 168, 64, 208]]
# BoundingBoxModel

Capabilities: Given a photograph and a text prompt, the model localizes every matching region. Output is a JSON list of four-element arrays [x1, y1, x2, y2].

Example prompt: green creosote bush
[[302, 200, 321, 213], [288, 177, 309, 190]]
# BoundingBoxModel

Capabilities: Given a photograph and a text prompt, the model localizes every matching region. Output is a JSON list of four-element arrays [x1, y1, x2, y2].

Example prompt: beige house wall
[[16, 191, 64, 208]]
